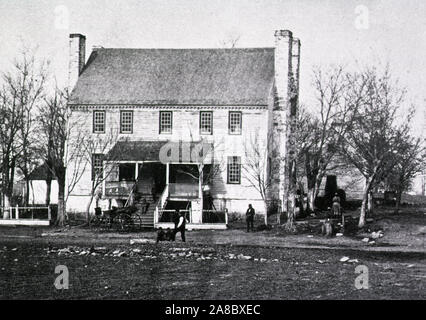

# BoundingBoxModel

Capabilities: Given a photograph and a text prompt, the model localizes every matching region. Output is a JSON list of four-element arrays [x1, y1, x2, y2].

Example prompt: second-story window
[[229, 111, 242, 135], [200, 111, 213, 135], [159, 111, 172, 134], [120, 110, 133, 134], [93, 110, 105, 133]]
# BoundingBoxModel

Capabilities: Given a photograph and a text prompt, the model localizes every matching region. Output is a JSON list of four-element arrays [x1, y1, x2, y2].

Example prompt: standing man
[[173, 210, 188, 242], [332, 193, 341, 217], [246, 204, 255, 232]]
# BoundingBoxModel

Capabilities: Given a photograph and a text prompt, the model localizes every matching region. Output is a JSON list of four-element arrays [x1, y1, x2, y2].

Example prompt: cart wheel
[[99, 217, 109, 231], [118, 213, 133, 231], [90, 216, 101, 231]]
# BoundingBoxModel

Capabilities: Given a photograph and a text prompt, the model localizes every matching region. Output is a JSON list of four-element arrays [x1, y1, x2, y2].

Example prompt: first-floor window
[[92, 154, 103, 181], [120, 110, 133, 133], [159, 111, 172, 134], [93, 110, 105, 133], [227, 156, 241, 184]]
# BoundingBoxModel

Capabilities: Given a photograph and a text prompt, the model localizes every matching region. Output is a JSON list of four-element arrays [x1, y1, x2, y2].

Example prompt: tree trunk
[[30, 180, 35, 205], [285, 193, 296, 231], [2, 161, 13, 218], [367, 191, 374, 216], [306, 175, 323, 213], [56, 179, 66, 226], [23, 177, 29, 206], [276, 200, 281, 225], [3, 195, 11, 218], [395, 190, 402, 213], [307, 187, 316, 213], [264, 201, 268, 226], [86, 192, 95, 225], [359, 178, 372, 228], [45, 178, 52, 206]]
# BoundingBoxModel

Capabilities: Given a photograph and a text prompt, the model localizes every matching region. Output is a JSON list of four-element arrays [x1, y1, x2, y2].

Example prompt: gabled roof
[[69, 48, 275, 106], [28, 164, 56, 181]]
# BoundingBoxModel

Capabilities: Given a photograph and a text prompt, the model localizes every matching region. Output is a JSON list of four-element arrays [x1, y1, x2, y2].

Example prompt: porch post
[[135, 162, 139, 180], [102, 162, 106, 197], [166, 163, 169, 185]]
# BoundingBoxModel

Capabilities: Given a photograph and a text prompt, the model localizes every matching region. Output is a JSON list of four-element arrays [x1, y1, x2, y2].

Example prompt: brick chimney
[[68, 33, 86, 90], [286, 37, 300, 214], [271, 30, 293, 209], [270, 30, 300, 213]]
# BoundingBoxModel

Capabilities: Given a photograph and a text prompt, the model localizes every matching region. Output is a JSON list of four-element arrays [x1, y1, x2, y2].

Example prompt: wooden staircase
[[134, 193, 157, 228], [132, 176, 163, 228]]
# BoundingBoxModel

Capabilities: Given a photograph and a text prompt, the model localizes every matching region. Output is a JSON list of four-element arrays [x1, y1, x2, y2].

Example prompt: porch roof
[[107, 140, 167, 162], [107, 140, 214, 163]]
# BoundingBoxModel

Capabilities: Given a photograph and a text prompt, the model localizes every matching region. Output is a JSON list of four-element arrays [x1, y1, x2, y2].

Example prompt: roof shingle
[[69, 48, 275, 106]]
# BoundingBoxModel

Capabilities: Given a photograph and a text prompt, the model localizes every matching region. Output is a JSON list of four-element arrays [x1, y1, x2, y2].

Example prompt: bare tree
[[243, 131, 273, 226], [73, 127, 123, 223], [339, 66, 413, 227], [0, 49, 47, 215], [15, 54, 48, 206], [0, 85, 20, 216], [384, 135, 425, 212], [38, 87, 79, 226], [298, 66, 352, 212]]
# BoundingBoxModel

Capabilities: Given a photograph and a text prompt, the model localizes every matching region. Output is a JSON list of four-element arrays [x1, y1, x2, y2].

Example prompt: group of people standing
[[157, 204, 257, 243], [156, 195, 342, 242]]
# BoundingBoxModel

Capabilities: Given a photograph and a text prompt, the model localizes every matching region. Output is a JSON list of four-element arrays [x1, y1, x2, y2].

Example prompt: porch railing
[[158, 209, 192, 223], [0, 206, 51, 220], [104, 181, 135, 197], [202, 210, 227, 224]]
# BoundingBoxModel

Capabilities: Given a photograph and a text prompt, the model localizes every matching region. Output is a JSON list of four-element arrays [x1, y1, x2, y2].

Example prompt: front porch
[[102, 140, 227, 229]]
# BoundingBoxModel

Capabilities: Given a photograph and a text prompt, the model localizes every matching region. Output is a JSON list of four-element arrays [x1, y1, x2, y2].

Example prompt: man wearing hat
[[173, 210, 188, 242], [246, 204, 255, 232]]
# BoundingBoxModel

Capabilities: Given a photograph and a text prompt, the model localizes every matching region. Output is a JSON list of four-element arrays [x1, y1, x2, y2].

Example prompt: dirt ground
[[0, 207, 424, 300]]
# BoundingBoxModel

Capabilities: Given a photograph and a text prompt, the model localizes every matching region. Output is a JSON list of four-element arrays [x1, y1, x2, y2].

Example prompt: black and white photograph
[[0, 0, 425, 307]]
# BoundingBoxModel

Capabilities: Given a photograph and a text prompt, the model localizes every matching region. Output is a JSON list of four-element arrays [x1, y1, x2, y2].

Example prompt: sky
[[0, 0, 425, 134]]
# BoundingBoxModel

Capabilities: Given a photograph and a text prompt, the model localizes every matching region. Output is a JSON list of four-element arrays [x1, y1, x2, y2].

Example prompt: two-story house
[[65, 30, 300, 229]]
